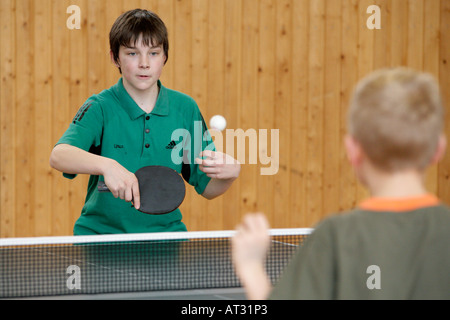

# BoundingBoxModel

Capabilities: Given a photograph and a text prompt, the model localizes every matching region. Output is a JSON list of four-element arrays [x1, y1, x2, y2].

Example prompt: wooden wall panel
[[439, 0, 450, 204], [1, 0, 449, 237], [323, 0, 341, 216], [51, 0, 71, 235], [290, 0, 309, 227], [0, 0, 16, 237], [257, 0, 276, 226], [339, 0, 359, 213], [14, 0, 35, 237], [221, 0, 241, 230]]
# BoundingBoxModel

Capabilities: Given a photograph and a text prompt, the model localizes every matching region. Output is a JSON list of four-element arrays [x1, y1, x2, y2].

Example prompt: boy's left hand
[[196, 150, 240, 180], [231, 213, 272, 300]]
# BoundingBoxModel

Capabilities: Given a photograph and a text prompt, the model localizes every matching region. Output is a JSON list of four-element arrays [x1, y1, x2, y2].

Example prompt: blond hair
[[348, 68, 444, 172]]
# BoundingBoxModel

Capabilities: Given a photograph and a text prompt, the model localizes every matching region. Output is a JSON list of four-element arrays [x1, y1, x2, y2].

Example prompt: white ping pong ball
[[209, 115, 227, 131]]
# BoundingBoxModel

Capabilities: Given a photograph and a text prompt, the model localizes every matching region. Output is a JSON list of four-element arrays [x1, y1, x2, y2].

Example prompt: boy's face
[[113, 34, 166, 94]]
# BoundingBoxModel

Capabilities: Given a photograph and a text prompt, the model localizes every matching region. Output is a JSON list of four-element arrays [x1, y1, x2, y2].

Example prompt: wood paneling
[[1, 0, 449, 236]]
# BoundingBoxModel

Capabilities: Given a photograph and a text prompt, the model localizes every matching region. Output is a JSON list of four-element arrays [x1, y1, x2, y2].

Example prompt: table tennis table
[[0, 229, 311, 300]]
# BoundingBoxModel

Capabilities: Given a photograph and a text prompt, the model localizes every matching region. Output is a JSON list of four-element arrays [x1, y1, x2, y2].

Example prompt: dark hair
[[109, 9, 169, 73]]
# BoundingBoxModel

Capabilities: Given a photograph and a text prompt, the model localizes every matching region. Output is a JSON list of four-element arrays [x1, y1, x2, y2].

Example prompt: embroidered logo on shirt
[[165, 140, 178, 149]]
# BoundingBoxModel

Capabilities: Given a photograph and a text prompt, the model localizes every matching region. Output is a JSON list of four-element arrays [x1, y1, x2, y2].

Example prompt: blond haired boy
[[232, 68, 450, 299]]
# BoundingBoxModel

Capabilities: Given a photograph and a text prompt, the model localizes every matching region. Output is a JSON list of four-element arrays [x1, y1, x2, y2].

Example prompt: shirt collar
[[358, 194, 440, 212], [113, 78, 169, 120]]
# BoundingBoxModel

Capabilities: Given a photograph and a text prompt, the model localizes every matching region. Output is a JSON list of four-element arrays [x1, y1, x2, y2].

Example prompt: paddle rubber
[[98, 166, 186, 214]]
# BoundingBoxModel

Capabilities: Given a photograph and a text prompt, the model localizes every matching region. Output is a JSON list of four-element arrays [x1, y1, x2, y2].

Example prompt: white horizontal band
[[0, 228, 313, 247]]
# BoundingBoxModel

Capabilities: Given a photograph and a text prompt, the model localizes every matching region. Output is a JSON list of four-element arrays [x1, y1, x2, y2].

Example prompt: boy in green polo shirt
[[50, 9, 240, 235], [232, 68, 450, 299]]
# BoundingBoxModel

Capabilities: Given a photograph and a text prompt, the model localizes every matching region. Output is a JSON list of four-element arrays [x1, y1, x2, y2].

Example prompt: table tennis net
[[0, 229, 312, 298]]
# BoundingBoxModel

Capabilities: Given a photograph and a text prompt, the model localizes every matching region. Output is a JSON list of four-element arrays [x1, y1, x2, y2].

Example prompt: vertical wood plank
[[273, 0, 292, 228], [257, 0, 276, 226], [290, 0, 309, 227], [423, 0, 441, 79], [339, 0, 359, 212], [87, 0, 107, 96], [157, 0, 174, 87], [323, 0, 342, 216], [34, 0, 53, 236], [358, 0, 375, 77], [305, 0, 325, 227], [222, 0, 242, 229], [373, 0, 390, 69], [51, 0, 71, 235], [356, 0, 374, 202], [239, 0, 259, 218], [0, 0, 16, 237], [104, 0, 124, 87], [15, 0, 35, 236], [406, 0, 424, 70], [172, 0, 191, 95], [390, 0, 408, 66], [438, 0, 450, 204], [123, 0, 141, 12], [423, 0, 440, 195]]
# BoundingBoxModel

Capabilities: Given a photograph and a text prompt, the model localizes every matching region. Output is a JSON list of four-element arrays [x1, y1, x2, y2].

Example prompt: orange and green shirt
[[270, 194, 450, 299]]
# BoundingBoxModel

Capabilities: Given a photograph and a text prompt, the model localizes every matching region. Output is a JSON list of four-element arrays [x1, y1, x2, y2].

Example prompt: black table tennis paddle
[[97, 166, 186, 214]]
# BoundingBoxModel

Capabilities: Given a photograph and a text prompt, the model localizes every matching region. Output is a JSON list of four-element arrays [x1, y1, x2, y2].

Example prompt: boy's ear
[[344, 134, 364, 168], [431, 134, 447, 165]]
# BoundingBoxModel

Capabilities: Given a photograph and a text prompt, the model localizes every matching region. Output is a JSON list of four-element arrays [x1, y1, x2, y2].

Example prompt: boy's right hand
[[102, 160, 141, 210]]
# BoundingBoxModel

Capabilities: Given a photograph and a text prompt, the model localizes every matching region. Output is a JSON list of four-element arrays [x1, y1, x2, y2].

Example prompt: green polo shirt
[[57, 78, 214, 235]]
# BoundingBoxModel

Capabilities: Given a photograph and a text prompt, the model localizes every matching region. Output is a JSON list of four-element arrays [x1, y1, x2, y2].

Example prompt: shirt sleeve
[[181, 103, 215, 195], [269, 218, 337, 300], [56, 97, 104, 179]]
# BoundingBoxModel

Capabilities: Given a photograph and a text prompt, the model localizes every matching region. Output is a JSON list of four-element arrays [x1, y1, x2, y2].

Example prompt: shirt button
[[145, 129, 150, 133], [145, 143, 150, 148], [146, 116, 150, 120]]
